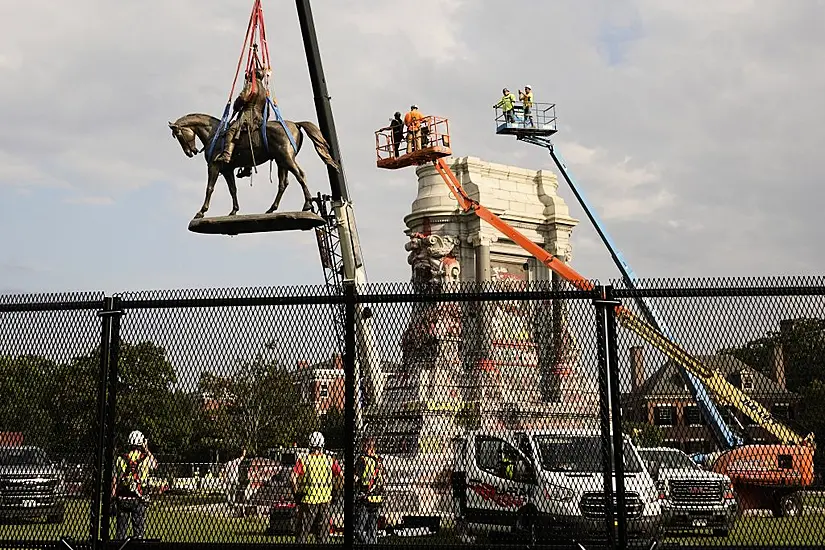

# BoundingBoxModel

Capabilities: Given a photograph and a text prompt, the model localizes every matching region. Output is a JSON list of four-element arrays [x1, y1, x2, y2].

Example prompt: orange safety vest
[[404, 110, 424, 130]]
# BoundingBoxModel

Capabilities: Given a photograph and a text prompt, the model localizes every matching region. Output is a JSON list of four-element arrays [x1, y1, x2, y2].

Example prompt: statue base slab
[[188, 211, 325, 235]]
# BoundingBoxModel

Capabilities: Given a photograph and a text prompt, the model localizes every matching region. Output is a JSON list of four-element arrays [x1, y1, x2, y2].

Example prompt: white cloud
[[0, 0, 823, 293], [62, 196, 114, 206]]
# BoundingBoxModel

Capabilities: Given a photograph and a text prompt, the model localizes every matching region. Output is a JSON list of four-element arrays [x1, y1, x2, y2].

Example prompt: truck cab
[[451, 429, 662, 545], [638, 447, 738, 537]]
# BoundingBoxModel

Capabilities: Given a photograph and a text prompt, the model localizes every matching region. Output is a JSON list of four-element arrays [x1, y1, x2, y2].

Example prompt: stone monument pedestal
[[370, 156, 600, 525]]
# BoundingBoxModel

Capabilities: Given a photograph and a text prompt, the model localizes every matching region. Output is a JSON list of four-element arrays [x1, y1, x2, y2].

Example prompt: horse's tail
[[296, 121, 340, 172]]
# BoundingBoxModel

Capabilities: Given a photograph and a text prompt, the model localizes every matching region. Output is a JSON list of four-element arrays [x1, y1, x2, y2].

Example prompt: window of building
[[653, 405, 676, 426], [741, 371, 754, 392], [683, 405, 703, 426], [319, 382, 329, 399], [772, 402, 794, 420]]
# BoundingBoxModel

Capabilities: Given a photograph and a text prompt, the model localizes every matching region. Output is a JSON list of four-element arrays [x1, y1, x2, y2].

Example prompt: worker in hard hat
[[519, 85, 534, 127], [111, 430, 158, 540], [354, 436, 385, 544], [494, 88, 518, 124], [404, 105, 425, 154], [291, 431, 343, 543], [389, 111, 404, 157]]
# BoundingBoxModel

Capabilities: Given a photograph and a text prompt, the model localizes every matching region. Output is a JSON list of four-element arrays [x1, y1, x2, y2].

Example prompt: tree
[[721, 317, 825, 393], [0, 355, 62, 451], [623, 420, 664, 448], [721, 317, 825, 471], [200, 355, 319, 456]]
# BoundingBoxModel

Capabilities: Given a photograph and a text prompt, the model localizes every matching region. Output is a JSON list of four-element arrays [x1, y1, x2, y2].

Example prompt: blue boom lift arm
[[516, 132, 745, 452]]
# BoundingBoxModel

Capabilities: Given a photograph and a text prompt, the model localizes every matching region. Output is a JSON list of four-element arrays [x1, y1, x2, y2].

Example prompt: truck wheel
[[513, 510, 537, 545], [779, 493, 803, 517]]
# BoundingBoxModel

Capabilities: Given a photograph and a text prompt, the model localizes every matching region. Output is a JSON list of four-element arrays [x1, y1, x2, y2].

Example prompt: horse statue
[[168, 113, 339, 218]]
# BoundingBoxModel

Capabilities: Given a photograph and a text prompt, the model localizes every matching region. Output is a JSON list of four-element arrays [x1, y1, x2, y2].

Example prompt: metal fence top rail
[[0, 276, 824, 311]]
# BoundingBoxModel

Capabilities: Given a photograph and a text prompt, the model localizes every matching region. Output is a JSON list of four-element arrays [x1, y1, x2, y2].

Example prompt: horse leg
[[284, 156, 314, 212], [195, 163, 221, 218], [223, 169, 240, 216], [266, 165, 290, 213]]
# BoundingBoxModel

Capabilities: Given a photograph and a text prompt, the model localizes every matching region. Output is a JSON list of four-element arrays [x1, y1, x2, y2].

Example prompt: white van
[[451, 429, 663, 545]]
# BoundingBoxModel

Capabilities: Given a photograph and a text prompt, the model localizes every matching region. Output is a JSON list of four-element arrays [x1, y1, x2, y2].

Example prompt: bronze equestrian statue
[[168, 107, 339, 219]]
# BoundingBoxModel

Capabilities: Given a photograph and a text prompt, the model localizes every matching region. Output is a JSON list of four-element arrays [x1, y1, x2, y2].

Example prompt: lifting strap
[[207, 0, 298, 161]]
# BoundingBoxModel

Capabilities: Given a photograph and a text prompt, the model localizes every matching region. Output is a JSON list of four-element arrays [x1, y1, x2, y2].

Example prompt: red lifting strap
[[227, 0, 272, 103]]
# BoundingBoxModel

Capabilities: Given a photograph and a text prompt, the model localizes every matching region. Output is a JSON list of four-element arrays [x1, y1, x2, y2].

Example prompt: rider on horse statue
[[214, 66, 269, 166]]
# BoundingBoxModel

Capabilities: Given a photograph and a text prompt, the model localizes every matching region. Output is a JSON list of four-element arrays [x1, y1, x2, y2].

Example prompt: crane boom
[[433, 157, 814, 449], [296, 0, 384, 419]]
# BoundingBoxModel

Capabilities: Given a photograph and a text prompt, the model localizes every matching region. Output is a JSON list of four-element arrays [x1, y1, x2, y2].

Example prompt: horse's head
[[168, 121, 200, 158]]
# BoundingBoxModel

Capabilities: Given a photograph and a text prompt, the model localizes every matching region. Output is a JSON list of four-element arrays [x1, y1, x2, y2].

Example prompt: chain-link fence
[[0, 278, 824, 549]]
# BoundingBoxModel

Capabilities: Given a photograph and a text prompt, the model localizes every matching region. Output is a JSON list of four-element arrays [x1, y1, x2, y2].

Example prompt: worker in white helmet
[[290, 431, 343, 543], [404, 104, 425, 154], [519, 85, 534, 127], [111, 430, 158, 540]]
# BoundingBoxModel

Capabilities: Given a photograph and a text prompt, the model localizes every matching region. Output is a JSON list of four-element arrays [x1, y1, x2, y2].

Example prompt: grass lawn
[[661, 516, 825, 546], [0, 497, 293, 545], [1, 496, 824, 546]]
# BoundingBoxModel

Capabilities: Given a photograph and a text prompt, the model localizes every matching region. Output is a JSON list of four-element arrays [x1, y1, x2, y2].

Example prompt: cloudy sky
[[1, 0, 823, 296]]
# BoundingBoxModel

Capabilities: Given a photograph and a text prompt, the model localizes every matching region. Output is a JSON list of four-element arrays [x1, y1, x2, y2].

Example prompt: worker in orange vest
[[404, 105, 425, 154]]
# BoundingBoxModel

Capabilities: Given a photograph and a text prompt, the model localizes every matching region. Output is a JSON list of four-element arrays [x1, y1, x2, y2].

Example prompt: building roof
[[629, 353, 798, 400]]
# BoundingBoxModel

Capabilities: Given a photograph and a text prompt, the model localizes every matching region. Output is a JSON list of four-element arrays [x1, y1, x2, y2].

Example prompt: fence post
[[593, 285, 616, 550], [90, 297, 112, 549], [604, 285, 629, 550], [343, 282, 356, 549], [99, 297, 124, 546]]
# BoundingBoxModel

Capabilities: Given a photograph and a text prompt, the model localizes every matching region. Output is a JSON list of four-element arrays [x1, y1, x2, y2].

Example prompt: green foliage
[[0, 341, 321, 462], [623, 420, 664, 448], [799, 379, 825, 470], [197, 354, 319, 457], [721, 317, 825, 393], [722, 317, 825, 470], [0, 355, 64, 449]]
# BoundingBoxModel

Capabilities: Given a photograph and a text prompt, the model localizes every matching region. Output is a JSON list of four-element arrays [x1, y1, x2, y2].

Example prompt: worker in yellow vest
[[494, 88, 518, 124], [354, 436, 385, 543], [519, 85, 534, 127], [291, 431, 342, 543]]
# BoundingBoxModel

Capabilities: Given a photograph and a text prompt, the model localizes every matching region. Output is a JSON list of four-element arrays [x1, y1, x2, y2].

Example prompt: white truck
[[638, 447, 738, 537], [451, 429, 663, 546]]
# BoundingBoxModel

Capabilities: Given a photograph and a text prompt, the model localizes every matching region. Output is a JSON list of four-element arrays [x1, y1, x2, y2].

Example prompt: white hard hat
[[309, 431, 325, 448], [128, 430, 145, 446], [411, 104, 418, 109], [525, 84, 531, 89]]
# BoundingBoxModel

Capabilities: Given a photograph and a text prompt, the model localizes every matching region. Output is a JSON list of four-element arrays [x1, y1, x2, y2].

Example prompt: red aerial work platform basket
[[375, 116, 452, 169]]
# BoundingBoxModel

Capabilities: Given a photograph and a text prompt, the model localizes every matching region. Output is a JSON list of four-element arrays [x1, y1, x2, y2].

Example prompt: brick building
[[622, 347, 801, 454], [295, 354, 346, 416]]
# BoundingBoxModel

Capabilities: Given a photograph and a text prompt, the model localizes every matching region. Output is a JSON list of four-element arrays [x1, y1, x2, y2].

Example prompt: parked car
[[638, 447, 738, 537], [451, 429, 663, 546], [0, 446, 65, 524]]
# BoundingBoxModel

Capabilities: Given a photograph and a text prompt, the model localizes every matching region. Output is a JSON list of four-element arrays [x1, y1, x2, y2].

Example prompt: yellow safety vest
[[359, 454, 384, 504], [522, 91, 533, 108], [300, 454, 333, 504], [497, 93, 517, 111]]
